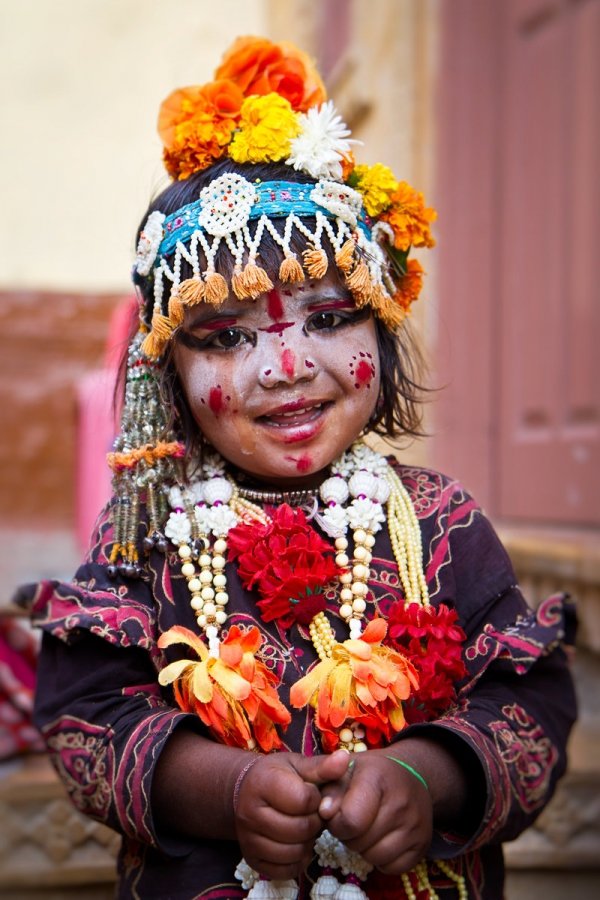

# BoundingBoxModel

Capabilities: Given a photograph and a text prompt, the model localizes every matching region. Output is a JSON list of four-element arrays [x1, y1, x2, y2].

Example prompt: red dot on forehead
[[266, 289, 284, 321]]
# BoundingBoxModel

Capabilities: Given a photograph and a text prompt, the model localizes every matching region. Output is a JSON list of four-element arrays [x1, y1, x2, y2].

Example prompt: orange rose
[[216, 35, 326, 112]]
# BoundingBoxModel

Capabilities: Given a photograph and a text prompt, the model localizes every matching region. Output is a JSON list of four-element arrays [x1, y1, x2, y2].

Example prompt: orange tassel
[[335, 239, 356, 274], [345, 260, 374, 305], [176, 277, 206, 306], [141, 312, 173, 358], [279, 255, 305, 283], [231, 267, 246, 299], [204, 272, 229, 304], [303, 247, 328, 279], [238, 262, 274, 299], [168, 294, 185, 326]]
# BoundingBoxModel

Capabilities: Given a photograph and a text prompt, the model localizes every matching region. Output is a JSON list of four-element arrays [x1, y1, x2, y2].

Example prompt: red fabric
[[0, 618, 43, 758]]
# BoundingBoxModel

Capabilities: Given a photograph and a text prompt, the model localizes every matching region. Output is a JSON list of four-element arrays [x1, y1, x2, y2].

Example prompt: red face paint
[[208, 385, 227, 415], [258, 321, 295, 334], [284, 453, 313, 472], [305, 359, 315, 369], [266, 289, 284, 320], [350, 354, 376, 389], [281, 348, 295, 379]]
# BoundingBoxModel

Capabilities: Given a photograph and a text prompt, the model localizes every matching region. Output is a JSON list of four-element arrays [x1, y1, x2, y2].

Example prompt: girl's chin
[[233, 458, 331, 490]]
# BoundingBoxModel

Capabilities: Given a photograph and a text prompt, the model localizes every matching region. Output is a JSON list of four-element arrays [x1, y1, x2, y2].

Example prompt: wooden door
[[434, 0, 600, 526]]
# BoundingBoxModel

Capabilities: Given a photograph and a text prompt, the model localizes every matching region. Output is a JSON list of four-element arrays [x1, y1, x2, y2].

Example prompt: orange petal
[[290, 659, 335, 708], [362, 617, 388, 643], [158, 658, 194, 686], [158, 626, 208, 659]]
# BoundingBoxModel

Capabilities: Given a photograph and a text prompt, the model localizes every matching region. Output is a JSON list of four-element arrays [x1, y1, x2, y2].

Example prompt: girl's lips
[[257, 402, 330, 442], [258, 402, 328, 428]]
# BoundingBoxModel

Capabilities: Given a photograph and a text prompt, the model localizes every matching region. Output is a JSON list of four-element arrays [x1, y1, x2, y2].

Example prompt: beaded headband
[[136, 174, 405, 358]]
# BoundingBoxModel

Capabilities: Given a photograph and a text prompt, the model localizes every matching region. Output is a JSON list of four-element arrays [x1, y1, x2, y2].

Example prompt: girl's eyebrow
[[184, 313, 240, 331], [306, 296, 356, 312]]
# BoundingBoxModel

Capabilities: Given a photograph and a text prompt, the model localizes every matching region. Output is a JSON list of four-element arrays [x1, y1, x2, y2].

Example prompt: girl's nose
[[258, 348, 318, 388]]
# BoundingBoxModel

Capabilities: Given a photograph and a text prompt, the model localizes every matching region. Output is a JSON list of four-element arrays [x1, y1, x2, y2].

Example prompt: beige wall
[[0, 0, 267, 292]]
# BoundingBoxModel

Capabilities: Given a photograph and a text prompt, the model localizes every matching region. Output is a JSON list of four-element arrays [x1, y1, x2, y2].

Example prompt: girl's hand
[[319, 750, 433, 874], [234, 750, 350, 880]]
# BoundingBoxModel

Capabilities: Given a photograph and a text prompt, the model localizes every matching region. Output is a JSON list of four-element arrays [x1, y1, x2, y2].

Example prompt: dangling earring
[[106, 327, 185, 577]]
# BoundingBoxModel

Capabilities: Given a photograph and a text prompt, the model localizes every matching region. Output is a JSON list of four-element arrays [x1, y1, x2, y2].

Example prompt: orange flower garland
[[290, 617, 419, 752], [158, 624, 291, 751]]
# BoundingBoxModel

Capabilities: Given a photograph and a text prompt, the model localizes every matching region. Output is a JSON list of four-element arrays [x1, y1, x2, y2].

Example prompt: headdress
[[132, 34, 436, 358]]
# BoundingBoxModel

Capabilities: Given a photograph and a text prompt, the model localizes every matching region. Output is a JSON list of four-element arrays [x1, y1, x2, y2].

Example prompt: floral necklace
[[157, 441, 467, 900]]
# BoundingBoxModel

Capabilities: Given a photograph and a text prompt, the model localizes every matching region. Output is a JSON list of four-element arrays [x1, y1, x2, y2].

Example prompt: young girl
[[29, 36, 576, 900]]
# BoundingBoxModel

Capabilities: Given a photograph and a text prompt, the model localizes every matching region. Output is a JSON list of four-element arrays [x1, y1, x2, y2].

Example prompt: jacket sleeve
[[27, 507, 202, 851], [397, 479, 578, 858]]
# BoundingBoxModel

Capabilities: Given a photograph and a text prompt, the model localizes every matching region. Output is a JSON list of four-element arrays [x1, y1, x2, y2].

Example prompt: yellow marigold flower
[[381, 181, 437, 252], [394, 258, 425, 311], [353, 163, 399, 217], [229, 93, 301, 164]]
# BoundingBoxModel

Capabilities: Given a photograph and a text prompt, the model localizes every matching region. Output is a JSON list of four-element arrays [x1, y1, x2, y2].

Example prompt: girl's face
[[174, 273, 380, 486]]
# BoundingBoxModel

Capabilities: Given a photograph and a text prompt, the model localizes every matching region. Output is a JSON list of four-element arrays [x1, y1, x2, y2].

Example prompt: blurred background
[[0, 0, 598, 897]]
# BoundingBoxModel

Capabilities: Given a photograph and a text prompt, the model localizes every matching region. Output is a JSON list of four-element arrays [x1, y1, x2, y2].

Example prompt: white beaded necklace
[[161, 441, 468, 900]]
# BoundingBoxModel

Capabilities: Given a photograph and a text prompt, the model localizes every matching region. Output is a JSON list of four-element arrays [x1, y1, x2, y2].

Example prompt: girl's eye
[[210, 328, 250, 349], [178, 326, 254, 353], [306, 311, 346, 332]]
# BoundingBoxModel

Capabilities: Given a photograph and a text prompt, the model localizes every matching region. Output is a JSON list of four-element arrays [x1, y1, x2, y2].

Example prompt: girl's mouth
[[257, 402, 330, 442]]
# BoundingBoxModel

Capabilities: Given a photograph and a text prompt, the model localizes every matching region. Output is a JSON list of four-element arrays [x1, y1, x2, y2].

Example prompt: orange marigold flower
[[158, 81, 244, 180], [380, 181, 437, 252], [158, 624, 291, 751], [216, 35, 326, 112], [393, 258, 425, 312], [290, 618, 418, 750]]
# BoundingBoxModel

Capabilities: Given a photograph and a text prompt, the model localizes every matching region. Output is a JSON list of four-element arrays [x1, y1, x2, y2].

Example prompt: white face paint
[[173, 273, 380, 486]]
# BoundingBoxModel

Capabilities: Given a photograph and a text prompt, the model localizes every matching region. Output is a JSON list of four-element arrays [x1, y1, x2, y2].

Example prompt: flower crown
[[135, 35, 436, 359]]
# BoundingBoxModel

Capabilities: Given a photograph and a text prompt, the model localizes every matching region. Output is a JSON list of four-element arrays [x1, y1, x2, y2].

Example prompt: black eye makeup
[[177, 325, 256, 352], [304, 306, 370, 334]]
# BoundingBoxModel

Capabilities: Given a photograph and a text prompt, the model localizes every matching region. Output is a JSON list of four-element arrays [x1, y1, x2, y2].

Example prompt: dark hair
[[131, 159, 429, 457]]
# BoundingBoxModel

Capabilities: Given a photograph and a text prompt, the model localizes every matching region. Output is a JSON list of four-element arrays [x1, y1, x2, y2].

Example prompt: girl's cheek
[[349, 351, 377, 389]]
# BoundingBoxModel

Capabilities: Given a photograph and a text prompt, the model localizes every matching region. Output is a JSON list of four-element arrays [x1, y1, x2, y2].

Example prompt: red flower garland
[[228, 504, 339, 628], [385, 601, 467, 724]]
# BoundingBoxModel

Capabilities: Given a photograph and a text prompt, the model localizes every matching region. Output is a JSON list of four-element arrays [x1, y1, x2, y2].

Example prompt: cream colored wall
[[0, 0, 267, 292]]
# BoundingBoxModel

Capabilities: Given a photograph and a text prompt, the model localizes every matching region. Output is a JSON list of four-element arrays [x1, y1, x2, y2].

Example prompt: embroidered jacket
[[28, 466, 577, 899]]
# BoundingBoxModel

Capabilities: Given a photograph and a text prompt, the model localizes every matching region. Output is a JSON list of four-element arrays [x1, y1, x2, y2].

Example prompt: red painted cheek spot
[[208, 385, 229, 415], [350, 354, 376, 389], [281, 348, 295, 378], [355, 360, 374, 385], [305, 359, 315, 369], [266, 289, 284, 320]]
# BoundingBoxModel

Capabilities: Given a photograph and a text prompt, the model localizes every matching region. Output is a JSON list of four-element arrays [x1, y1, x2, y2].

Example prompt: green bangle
[[385, 756, 429, 792]]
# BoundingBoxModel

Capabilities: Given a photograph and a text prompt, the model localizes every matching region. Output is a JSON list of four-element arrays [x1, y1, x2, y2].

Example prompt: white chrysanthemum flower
[[234, 858, 259, 891], [167, 485, 185, 510], [164, 510, 192, 545], [286, 100, 355, 180], [318, 504, 349, 538], [207, 505, 238, 536], [347, 498, 385, 533], [194, 504, 212, 534]]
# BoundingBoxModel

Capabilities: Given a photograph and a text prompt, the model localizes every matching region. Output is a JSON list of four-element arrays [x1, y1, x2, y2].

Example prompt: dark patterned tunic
[[28, 466, 577, 899]]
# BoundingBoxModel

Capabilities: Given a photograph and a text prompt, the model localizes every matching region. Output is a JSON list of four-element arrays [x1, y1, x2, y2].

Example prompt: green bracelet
[[385, 756, 429, 792]]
